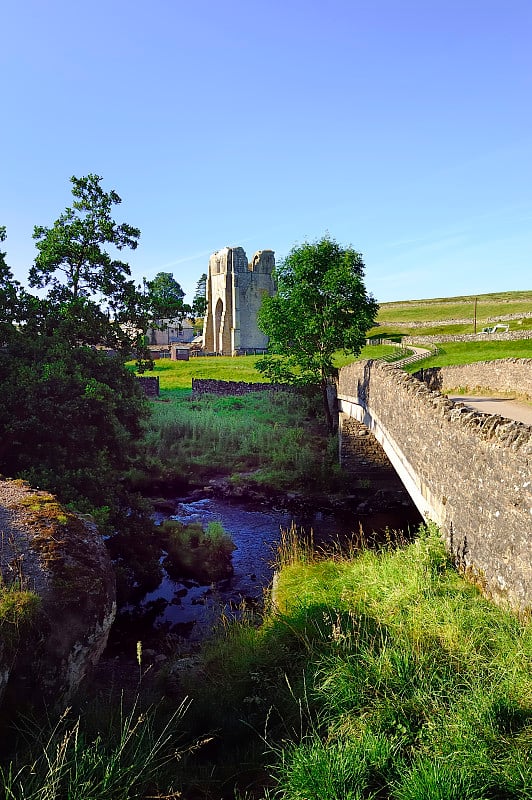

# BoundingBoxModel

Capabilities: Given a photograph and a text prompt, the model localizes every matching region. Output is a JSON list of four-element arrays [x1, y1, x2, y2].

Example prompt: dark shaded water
[[108, 495, 422, 655]]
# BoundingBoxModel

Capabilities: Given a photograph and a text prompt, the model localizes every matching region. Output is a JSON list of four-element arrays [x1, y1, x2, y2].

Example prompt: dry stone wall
[[191, 379, 293, 397], [415, 359, 532, 399], [403, 331, 532, 345], [136, 376, 160, 397], [383, 311, 532, 328], [337, 360, 532, 612]]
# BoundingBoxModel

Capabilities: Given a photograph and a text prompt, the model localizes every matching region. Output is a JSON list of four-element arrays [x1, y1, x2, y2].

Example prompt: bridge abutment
[[339, 414, 404, 490]]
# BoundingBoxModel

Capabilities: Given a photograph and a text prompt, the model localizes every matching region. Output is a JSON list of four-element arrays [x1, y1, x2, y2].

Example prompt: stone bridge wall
[[414, 358, 532, 399], [337, 360, 532, 612]]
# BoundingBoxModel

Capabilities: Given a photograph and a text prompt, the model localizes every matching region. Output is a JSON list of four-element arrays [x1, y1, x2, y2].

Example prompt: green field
[[369, 289, 532, 337], [135, 354, 266, 394], [132, 344, 399, 394], [404, 338, 532, 371], [134, 337, 529, 393]]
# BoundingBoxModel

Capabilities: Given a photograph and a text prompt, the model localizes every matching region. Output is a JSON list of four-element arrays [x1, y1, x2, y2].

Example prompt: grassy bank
[[180, 525, 532, 798], [141, 389, 345, 493], [404, 339, 532, 371], [3, 527, 530, 798]]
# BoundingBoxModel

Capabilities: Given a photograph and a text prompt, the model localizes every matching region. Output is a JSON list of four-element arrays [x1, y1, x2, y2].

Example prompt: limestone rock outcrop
[[0, 479, 115, 716]]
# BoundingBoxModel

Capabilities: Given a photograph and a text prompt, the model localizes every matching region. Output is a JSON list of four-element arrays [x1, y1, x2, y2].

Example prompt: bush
[[160, 519, 236, 583]]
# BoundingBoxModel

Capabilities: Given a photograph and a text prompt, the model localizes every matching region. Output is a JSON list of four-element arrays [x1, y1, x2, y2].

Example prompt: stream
[[108, 495, 422, 655]]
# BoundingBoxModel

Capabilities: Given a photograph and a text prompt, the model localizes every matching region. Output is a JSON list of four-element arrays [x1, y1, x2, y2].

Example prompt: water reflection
[[109, 496, 422, 652]]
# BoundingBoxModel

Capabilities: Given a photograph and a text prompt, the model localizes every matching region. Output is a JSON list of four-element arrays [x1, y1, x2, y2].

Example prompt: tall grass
[[1, 697, 193, 799], [141, 390, 346, 492], [181, 524, 532, 799]]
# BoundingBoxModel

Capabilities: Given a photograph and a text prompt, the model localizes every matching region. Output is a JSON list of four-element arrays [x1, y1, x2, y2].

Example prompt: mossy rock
[[0, 479, 116, 718]]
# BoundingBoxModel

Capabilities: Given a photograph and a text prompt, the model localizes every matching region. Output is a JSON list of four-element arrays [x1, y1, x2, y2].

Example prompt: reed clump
[[0, 697, 194, 799]]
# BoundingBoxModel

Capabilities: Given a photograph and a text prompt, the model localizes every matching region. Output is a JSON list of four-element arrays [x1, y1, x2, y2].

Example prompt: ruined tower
[[202, 246, 275, 355]]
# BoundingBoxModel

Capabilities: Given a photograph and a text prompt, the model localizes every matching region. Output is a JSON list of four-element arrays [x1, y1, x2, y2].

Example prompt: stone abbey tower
[[202, 246, 275, 355]]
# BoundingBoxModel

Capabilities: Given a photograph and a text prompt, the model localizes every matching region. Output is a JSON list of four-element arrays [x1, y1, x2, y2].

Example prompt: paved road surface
[[447, 396, 532, 427]]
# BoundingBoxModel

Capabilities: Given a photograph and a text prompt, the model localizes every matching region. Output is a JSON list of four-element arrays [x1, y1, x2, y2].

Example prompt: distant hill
[[370, 290, 532, 338]]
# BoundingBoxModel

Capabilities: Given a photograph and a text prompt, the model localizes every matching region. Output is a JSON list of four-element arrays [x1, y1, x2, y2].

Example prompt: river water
[[108, 495, 422, 654]]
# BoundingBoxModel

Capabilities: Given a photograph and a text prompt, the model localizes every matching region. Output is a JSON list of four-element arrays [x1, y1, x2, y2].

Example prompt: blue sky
[[2, 0, 531, 304]]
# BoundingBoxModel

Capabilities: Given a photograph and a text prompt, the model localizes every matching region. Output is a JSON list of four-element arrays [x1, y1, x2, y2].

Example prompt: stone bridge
[[337, 359, 532, 612]]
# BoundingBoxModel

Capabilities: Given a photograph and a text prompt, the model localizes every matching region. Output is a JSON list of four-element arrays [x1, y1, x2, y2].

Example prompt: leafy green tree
[[28, 174, 142, 350], [145, 272, 190, 347], [146, 272, 186, 320], [0, 331, 161, 599], [256, 235, 378, 432], [30, 173, 140, 302], [192, 272, 207, 318], [0, 227, 22, 345], [0, 337, 147, 508], [0, 189, 162, 599]]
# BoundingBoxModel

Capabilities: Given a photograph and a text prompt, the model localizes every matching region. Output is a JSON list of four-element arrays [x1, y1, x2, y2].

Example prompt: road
[[447, 395, 532, 427]]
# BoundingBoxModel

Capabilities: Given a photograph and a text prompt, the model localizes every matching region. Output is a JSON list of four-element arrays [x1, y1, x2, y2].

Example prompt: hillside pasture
[[404, 339, 532, 371], [370, 289, 532, 337]]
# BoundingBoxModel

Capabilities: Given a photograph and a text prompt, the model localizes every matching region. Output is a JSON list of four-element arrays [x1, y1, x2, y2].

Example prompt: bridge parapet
[[415, 358, 532, 400], [337, 359, 532, 612]]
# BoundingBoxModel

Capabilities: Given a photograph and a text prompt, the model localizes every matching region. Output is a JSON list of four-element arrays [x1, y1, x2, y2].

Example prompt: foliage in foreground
[[181, 525, 532, 798], [2, 526, 530, 799], [0, 697, 193, 800]]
